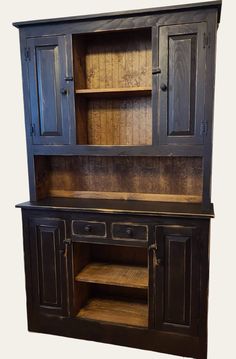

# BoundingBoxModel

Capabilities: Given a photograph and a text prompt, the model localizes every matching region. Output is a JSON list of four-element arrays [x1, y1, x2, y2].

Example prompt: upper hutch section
[[14, 1, 221, 205], [14, 0, 221, 156]]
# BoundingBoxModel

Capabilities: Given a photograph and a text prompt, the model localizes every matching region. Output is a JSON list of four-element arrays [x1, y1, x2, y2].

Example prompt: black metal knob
[[84, 225, 91, 233], [160, 83, 167, 91], [126, 228, 133, 236], [60, 88, 68, 95]]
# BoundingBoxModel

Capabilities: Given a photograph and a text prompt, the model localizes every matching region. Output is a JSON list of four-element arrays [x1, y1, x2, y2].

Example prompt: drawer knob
[[126, 228, 133, 236], [84, 225, 92, 233], [160, 83, 168, 92]]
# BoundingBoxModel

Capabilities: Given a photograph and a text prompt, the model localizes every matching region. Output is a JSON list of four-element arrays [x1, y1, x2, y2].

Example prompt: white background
[[0, 0, 235, 358]]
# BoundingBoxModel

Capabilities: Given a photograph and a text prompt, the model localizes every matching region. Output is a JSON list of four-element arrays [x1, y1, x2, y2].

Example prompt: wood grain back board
[[35, 156, 203, 202]]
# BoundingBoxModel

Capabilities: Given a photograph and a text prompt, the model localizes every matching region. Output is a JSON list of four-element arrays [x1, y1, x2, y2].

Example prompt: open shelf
[[75, 87, 152, 97], [35, 156, 203, 204], [75, 262, 148, 289], [73, 29, 152, 145], [76, 96, 152, 145], [49, 190, 201, 203], [77, 297, 148, 327]]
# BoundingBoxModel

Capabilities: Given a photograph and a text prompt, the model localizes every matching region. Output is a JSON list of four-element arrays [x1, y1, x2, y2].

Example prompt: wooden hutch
[[14, 1, 221, 358]]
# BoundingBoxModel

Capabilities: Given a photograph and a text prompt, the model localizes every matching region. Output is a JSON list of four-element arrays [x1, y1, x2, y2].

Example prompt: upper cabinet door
[[158, 22, 207, 145], [27, 36, 70, 144]]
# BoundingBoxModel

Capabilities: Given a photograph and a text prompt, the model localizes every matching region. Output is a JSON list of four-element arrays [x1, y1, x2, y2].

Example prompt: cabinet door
[[29, 217, 68, 316], [152, 225, 200, 335], [158, 22, 207, 145], [27, 36, 70, 144]]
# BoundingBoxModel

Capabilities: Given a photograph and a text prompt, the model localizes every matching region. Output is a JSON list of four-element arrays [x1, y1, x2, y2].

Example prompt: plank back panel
[[73, 30, 152, 145], [86, 96, 152, 145], [35, 156, 203, 202], [73, 29, 152, 89]]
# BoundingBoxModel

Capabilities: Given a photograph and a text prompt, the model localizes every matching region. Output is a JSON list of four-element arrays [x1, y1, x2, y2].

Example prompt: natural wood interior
[[75, 263, 148, 289], [73, 243, 148, 327], [73, 29, 152, 90], [77, 297, 148, 327], [73, 244, 148, 299], [35, 156, 203, 203], [73, 29, 152, 145], [75, 87, 152, 97], [77, 96, 152, 145], [73, 243, 147, 269]]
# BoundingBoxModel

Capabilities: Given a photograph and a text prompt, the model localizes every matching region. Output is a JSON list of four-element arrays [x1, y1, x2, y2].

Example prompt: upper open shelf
[[75, 87, 152, 97], [72, 29, 152, 146]]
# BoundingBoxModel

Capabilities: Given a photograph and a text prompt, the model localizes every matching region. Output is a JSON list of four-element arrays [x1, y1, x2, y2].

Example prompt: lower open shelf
[[76, 297, 148, 328], [75, 262, 148, 289]]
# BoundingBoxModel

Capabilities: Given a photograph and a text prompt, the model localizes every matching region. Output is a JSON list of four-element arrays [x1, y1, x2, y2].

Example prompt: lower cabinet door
[[153, 224, 200, 335], [29, 217, 68, 316]]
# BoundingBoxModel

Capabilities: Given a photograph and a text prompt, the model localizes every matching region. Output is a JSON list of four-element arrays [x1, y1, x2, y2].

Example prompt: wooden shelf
[[49, 190, 202, 203], [77, 297, 148, 327], [75, 262, 148, 289], [75, 87, 152, 97]]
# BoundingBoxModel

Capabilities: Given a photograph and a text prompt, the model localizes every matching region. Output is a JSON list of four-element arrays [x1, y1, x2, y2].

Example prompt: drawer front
[[72, 220, 106, 238], [112, 223, 148, 241]]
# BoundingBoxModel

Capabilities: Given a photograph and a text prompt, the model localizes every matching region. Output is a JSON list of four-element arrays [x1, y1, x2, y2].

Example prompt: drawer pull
[[84, 225, 92, 233], [126, 228, 133, 236]]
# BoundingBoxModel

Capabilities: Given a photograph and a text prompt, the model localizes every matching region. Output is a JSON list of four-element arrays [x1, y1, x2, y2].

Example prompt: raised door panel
[[153, 225, 200, 335], [158, 22, 207, 145], [29, 218, 68, 316], [27, 36, 70, 144]]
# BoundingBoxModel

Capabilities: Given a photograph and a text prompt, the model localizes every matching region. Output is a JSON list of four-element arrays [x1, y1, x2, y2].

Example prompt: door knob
[[160, 83, 168, 91], [60, 88, 68, 95]]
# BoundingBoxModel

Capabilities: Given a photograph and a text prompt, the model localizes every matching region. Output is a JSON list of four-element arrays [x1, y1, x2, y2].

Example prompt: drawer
[[112, 223, 148, 241], [72, 220, 107, 238]]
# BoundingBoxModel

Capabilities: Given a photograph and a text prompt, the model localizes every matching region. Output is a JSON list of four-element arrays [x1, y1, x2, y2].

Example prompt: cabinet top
[[16, 198, 214, 218], [13, 1, 221, 28]]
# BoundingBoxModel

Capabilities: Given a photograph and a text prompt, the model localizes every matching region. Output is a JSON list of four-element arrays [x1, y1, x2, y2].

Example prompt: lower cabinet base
[[20, 205, 210, 359], [27, 314, 206, 359]]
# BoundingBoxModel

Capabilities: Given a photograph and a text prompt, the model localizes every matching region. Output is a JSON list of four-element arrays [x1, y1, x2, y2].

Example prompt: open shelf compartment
[[72, 29, 152, 145], [73, 243, 148, 328], [77, 297, 148, 327], [35, 155, 203, 203]]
